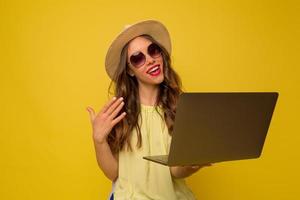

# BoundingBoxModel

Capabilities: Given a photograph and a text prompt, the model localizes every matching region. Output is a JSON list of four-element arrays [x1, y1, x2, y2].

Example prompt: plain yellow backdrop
[[1, 0, 299, 199]]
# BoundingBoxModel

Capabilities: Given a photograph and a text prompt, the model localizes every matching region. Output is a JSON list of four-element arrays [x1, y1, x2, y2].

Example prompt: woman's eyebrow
[[130, 43, 152, 56]]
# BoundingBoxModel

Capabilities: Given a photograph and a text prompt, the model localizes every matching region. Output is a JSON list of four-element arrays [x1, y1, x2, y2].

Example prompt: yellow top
[[114, 104, 196, 200]]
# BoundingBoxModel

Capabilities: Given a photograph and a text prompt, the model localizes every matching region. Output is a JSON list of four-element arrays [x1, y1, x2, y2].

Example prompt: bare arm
[[93, 140, 118, 181], [87, 97, 126, 182]]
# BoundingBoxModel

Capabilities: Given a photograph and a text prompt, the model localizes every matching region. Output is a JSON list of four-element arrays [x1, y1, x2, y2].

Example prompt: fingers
[[86, 96, 125, 123], [111, 112, 127, 126], [105, 97, 124, 115], [110, 100, 125, 119], [189, 163, 213, 169], [191, 166, 201, 170], [100, 97, 117, 113], [198, 163, 212, 169], [86, 106, 96, 122]]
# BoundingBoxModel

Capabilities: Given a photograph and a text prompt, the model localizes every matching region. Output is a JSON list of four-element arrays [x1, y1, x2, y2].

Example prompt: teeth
[[148, 66, 159, 73]]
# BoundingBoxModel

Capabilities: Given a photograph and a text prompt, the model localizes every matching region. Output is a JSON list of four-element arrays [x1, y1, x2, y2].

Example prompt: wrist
[[93, 135, 108, 145]]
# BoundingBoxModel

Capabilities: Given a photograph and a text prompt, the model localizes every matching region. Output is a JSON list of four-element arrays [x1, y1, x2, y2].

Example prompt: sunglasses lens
[[130, 52, 145, 67], [148, 43, 162, 58], [129, 43, 162, 68]]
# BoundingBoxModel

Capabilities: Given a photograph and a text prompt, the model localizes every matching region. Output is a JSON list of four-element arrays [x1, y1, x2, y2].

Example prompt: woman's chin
[[148, 74, 164, 85]]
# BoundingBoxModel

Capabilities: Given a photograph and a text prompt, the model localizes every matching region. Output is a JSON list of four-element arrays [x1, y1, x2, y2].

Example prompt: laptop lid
[[166, 92, 278, 166]]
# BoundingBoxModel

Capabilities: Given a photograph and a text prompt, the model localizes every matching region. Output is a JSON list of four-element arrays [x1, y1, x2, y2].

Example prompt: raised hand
[[86, 97, 126, 144]]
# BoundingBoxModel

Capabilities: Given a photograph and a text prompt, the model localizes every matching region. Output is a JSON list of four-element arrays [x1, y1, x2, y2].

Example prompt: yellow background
[[1, 0, 299, 199]]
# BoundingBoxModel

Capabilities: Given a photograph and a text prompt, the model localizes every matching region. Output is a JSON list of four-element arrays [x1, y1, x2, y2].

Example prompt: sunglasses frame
[[128, 43, 162, 68]]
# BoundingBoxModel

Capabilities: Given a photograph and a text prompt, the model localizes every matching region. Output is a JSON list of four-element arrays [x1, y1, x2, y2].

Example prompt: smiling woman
[[86, 20, 211, 199], [126, 36, 165, 90]]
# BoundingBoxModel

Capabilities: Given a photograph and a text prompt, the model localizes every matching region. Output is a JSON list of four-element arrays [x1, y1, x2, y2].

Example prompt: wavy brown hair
[[107, 34, 182, 154]]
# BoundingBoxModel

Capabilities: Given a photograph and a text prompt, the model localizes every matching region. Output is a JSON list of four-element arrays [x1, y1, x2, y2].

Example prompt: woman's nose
[[145, 53, 155, 65]]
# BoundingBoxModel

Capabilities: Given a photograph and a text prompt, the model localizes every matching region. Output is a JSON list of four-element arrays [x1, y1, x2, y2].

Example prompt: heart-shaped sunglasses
[[128, 43, 162, 68]]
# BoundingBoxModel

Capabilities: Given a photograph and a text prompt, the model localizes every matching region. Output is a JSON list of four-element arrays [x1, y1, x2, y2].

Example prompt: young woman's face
[[127, 36, 164, 87]]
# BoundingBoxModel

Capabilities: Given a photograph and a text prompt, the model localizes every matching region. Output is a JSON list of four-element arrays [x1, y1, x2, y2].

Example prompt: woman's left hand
[[184, 163, 212, 173], [170, 163, 212, 179]]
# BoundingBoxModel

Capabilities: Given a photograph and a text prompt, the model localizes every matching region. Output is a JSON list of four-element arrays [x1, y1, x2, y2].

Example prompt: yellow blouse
[[114, 104, 196, 200]]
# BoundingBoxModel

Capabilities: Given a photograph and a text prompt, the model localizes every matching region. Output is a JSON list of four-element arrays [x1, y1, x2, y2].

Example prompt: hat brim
[[105, 20, 171, 80]]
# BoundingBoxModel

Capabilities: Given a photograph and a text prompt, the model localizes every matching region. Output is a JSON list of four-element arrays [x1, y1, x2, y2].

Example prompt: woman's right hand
[[86, 97, 126, 144]]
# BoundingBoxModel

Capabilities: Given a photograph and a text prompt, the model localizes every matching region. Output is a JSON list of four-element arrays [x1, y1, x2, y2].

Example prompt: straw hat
[[104, 19, 171, 80]]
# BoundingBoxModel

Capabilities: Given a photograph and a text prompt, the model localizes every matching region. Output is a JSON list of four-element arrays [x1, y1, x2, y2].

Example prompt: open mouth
[[147, 65, 161, 76]]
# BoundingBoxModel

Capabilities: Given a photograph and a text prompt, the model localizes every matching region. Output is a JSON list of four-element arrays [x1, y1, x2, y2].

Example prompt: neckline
[[140, 104, 158, 112]]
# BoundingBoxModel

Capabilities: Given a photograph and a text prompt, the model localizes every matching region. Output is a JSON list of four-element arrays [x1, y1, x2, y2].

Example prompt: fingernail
[[119, 97, 124, 101]]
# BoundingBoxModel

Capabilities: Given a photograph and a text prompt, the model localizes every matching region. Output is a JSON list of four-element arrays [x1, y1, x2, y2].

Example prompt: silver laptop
[[143, 92, 278, 166]]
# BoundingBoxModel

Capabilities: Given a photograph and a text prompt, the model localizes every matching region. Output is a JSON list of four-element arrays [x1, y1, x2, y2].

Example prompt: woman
[[87, 20, 211, 200]]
